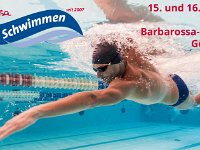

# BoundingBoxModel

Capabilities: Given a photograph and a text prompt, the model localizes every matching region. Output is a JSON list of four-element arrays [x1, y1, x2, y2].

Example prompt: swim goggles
[[93, 53, 122, 72], [93, 64, 110, 72]]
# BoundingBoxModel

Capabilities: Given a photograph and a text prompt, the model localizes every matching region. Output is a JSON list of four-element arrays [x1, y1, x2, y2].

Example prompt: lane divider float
[[0, 73, 108, 90]]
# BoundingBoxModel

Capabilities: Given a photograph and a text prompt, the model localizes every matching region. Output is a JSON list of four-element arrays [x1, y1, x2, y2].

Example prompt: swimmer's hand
[[0, 107, 39, 140], [0, 85, 129, 140]]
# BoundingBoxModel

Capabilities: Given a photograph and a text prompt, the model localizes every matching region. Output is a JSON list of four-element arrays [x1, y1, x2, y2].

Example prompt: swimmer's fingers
[[0, 110, 37, 140], [0, 118, 19, 140], [0, 122, 17, 140]]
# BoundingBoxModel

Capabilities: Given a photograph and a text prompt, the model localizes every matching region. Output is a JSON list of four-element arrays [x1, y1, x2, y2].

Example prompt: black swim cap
[[92, 42, 122, 64]]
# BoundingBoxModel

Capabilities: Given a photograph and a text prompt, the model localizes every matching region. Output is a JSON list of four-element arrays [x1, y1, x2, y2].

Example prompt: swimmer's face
[[93, 63, 121, 83]]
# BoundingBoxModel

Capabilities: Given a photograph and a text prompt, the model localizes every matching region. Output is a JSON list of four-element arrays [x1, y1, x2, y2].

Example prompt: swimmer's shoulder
[[109, 77, 137, 90]]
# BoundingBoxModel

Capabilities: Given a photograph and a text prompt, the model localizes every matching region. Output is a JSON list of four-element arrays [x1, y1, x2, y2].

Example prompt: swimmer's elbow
[[100, 91, 123, 106], [90, 89, 124, 107]]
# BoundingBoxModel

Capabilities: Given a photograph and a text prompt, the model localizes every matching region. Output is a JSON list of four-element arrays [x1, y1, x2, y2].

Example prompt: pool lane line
[[175, 142, 200, 150], [61, 128, 184, 150]]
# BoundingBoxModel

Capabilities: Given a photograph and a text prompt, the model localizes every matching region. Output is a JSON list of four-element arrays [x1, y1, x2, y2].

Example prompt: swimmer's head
[[92, 42, 127, 83]]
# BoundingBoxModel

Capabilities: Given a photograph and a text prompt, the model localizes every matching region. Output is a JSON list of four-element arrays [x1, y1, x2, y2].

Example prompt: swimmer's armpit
[[94, 0, 164, 23]]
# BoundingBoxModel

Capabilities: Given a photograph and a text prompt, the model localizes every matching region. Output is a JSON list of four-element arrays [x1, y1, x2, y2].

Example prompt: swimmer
[[1, 39, 200, 140], [0, 0, 199, 140], [94, 0, 164, 23]]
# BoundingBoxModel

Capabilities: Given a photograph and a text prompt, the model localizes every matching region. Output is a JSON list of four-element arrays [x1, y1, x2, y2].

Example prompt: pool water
[[1, 0, 200, 150], [1, 104, 200, 150]]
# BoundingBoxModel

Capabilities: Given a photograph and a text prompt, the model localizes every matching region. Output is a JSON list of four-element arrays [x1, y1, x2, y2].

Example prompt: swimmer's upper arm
[[94, 0, 135, 23], [92, 81, 132, 106], [94, 0, 163, 23]]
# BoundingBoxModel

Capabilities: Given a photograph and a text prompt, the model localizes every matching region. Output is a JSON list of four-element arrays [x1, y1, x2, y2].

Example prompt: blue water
[[1, 1, 200, 150], [1, 33, 200, 150]]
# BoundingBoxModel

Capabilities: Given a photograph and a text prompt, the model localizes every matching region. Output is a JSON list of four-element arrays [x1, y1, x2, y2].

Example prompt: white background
[[0, 0, 199, 27]]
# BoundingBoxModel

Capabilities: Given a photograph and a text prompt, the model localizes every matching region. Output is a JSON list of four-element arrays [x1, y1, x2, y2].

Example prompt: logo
[[0, 10, 83, 47], [0, 10, 11, 16]]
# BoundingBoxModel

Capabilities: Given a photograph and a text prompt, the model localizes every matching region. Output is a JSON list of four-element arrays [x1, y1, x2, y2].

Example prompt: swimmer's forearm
[[35, 93, 93, 118], [35, 88, 124, 119], [35, 91, 101, 119], [0, 90, 114, 140], [95, 0, 127, 9], [94, 0, 163, 22], [94, 0, 135, 23]]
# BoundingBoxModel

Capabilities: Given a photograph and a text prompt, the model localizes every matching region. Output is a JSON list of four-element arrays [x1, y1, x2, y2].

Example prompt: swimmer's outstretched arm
[[0, 82, 131, 140], [94, 0, 164, 23]]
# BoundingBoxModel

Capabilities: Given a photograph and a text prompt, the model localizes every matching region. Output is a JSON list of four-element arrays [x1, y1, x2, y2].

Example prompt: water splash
[[59, 22, 200, 92]]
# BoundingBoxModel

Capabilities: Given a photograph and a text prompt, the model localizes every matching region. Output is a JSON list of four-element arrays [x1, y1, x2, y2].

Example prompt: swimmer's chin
[[101, 77, 115, 84]]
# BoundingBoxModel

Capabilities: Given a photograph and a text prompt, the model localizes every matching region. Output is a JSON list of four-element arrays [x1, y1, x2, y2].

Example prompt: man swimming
[[0, 0, 200, 140], [0, 38, 200, 140]]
